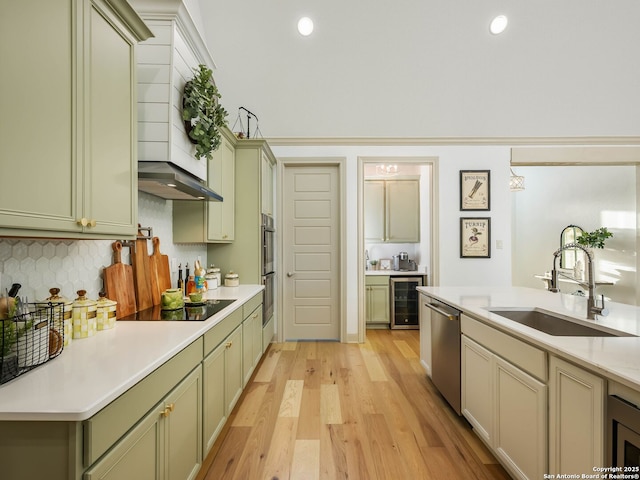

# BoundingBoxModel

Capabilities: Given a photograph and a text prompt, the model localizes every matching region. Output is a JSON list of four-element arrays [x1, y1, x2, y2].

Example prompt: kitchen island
[[0, 284, 265, 480], [418, 285, 640, 479]]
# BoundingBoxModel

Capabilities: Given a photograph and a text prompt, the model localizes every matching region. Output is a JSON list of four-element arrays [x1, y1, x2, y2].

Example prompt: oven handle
[[425, 302, 459, 321]]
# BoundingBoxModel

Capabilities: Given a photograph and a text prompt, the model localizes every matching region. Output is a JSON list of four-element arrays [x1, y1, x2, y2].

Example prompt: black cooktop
[[118, 299, 236, 321]]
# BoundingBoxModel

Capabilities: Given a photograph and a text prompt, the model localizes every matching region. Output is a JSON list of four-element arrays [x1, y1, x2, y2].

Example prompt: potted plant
[[182, 64, 228, 161], [576, 227, 613, 249], [369, 259, 379, 270]]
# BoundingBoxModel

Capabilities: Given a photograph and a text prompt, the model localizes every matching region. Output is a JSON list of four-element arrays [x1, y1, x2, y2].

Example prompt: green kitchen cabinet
[[84, 366, 203, 480], [0, 0, 152, 239], [174, 126, 236, 243], [365, 275, 390, 328], [202, 307, 246, 455], [364, 178, 420, 243], [242, 294, 264, 385]]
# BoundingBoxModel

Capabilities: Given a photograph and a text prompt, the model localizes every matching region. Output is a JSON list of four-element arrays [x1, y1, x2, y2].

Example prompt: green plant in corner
[[182, 64, 228, 161], [576, 227, 613, 249]]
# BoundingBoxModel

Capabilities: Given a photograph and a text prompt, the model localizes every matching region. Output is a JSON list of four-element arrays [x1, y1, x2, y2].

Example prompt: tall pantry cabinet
[[0, 0, 152, 239]]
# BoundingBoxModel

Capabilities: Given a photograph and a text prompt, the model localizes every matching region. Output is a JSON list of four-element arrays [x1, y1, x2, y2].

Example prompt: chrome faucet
[[550, 243, 608, 319]]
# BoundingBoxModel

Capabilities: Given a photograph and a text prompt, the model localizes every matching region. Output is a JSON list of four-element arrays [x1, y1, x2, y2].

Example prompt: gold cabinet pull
[[225, 341, 233, 349], [167, 402, 175, 412], [161, 407, 171, 418]]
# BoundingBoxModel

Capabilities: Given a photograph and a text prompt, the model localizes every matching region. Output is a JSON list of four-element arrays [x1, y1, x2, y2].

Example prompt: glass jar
[[224, 271, 240, 287]]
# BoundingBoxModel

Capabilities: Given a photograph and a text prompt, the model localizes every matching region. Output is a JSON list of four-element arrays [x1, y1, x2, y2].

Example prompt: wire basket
[[1, 302, 65, 385]]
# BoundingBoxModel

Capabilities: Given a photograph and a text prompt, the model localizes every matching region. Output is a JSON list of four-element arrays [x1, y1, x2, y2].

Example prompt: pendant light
[[509, 165, 525, 191]]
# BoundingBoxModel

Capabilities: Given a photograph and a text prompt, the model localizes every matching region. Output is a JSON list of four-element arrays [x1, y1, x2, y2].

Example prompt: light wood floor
[[197, 329, 511, 480]]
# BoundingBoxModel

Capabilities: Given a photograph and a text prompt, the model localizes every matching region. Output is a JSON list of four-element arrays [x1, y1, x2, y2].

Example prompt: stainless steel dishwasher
[[425, 298, 462, 415]]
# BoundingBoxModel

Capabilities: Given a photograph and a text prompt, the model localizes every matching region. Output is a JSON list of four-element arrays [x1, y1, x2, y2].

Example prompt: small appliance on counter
[[392, 252, 417, 271]]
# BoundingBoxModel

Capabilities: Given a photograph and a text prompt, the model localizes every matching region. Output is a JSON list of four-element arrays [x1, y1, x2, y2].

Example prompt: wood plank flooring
[[197, 329, 511, 480]]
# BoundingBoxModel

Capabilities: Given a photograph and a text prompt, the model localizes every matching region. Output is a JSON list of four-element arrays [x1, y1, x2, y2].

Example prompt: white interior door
[[283, 164, 341, 340]]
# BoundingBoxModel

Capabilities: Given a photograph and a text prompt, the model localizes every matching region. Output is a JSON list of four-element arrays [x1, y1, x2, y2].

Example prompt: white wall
[[272, 144, 512, 336], [199, 0, 640, 139], [511, 165, 637, 304]]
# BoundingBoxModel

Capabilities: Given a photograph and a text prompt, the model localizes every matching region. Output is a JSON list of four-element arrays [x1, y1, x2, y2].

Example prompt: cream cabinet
[[418, 294, 432, 376], [461, 315, 548, 480], [85, 366, 203, 480], [242, 294, 264, 385], [364, 179, 420, 243], [365, 275, 390, 328], [174, 126, 236, 243], [0, 0, 151, 239], [549, 355, 604, 474]]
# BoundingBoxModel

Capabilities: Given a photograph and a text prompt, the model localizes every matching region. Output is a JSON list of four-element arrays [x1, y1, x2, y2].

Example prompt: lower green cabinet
[[365, 275, 390, 328], [85, 366, 203, 480]]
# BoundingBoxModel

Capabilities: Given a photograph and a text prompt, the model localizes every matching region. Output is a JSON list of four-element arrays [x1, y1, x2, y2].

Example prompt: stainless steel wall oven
[[261, 214, 275, 326], [608, 395, 640, 467]]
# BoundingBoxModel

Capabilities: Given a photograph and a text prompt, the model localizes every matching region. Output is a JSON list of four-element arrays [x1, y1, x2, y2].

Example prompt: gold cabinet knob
[[161, 407, 171, 418], [225, 341, 233, 349], [77, 218, 88, 227], [167, 402, 175, 412], [88, 219, 97, 227]]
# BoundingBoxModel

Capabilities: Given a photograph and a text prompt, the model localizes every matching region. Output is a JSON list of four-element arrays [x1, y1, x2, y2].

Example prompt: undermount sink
[[487, 308, 635, 337]]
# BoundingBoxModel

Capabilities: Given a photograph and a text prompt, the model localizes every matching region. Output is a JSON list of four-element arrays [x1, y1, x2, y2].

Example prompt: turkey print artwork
[[460, 217, 491, 258]]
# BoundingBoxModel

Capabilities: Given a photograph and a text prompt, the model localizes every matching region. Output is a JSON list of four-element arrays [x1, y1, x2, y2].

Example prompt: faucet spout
[[550, 243, 608, 319]]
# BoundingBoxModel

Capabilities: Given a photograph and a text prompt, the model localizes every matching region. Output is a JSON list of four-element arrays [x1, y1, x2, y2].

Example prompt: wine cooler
[[390, 276, 423, 329]]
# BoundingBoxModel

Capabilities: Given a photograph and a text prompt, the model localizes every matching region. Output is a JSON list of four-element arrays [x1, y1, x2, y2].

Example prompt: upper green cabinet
[[174, 126, 236, 243], [364, 179, 420, 243], [0, 0, 152, 239]]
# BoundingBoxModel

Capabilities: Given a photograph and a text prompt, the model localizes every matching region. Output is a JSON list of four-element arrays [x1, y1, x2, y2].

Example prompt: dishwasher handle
[[424, 302, 459, 321]]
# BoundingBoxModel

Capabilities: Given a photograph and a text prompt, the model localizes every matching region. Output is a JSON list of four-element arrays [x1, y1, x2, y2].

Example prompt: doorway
[[358, 157, 439, 342], [280, 160, 345, 341]]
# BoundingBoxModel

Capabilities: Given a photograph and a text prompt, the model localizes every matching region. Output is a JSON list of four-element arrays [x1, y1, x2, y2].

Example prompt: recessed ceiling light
[[490, 15, 508, 35], [297, 17, 314, 36]]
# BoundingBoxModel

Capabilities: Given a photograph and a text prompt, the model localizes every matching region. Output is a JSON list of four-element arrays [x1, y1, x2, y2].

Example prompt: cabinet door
[[0, 0, 80, 235], [242, 305, 263, 386], [418, 295, 432, 376], [549, 355, 604, 474], [364, 180, 385, 242], [208, 131, 235, 242], [84, 402, 163, 480], [165, 366, 202, 480], [83, 0, 138, 236], [386, 179, 420, 243], [494, 356, 547, 480], [368, 285, 390, 324], [225, 325, 244, 415], [203, 342, 226, 454], [461, 336, 493, 445], [261, 152, 275, 216]]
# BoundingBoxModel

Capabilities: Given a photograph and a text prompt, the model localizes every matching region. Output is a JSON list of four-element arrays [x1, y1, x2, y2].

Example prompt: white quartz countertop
[[366, 269, 425, 276], [417, 286, 640, 391], [0, 285, 264, 421]]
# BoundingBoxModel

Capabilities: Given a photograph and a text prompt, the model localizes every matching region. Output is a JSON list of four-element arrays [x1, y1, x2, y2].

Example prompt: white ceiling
[[195, 0, 640, 139]]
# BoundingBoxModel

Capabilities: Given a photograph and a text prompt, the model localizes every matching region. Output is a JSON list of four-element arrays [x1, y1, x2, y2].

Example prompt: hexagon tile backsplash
[[0, 193, 207, 302]]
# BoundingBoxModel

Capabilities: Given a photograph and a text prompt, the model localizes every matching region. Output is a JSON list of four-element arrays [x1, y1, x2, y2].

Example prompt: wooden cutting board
[[149, 236, 172, 305], [103, 241, 136, 319], [131, 227, 153, 311]]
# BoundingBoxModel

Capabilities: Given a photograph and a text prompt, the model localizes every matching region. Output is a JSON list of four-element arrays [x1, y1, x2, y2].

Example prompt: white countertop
[[417, 286, 640, 392], [0, 285, 264, 422], [366, 269, 425, 276]]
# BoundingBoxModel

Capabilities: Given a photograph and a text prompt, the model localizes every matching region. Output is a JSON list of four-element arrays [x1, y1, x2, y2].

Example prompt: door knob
[[287, 272, 294, 277]]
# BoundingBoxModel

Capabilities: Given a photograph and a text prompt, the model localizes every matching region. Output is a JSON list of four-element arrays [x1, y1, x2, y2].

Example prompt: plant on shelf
[[182, 64, 228, 161], [576, 227, 613, 249]]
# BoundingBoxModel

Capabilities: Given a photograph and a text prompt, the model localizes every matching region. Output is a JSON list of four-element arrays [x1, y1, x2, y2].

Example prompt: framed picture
[[460, 217, 491, 258], [460, 170, 490, 211], [379, 258, 392, 270]]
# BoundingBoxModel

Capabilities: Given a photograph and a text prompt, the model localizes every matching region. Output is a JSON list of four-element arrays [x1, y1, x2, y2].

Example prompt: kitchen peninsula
[[0, 285, 265, 480], [418, 285, 640, 479]]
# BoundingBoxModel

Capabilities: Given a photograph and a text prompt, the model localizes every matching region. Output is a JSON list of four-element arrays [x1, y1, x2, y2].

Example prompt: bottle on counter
[[186, 275, 196, 295], [177, 263, 183, 290]]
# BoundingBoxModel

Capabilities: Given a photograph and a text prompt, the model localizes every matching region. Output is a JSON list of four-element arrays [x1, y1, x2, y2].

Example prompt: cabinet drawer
[[365, 275, 390, 286], [204, 308, 243, 356], [83, 338, 203, 466], [242, 293, 262, 319], [461, 314, 547, 382]]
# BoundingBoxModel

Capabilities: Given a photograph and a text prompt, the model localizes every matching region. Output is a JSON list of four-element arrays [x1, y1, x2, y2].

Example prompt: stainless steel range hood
[[138, 162, 222, 201]]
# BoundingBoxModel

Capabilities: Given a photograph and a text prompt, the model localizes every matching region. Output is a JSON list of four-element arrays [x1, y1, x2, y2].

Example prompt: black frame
[[460, 170, 490, 211], [460, 217, 491, 258]]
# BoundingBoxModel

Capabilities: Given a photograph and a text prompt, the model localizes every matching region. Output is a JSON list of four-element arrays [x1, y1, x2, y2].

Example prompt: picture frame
[[460, 170, 490, 211], [379, 258, 392, 270], [460, 217, 491, 258]]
